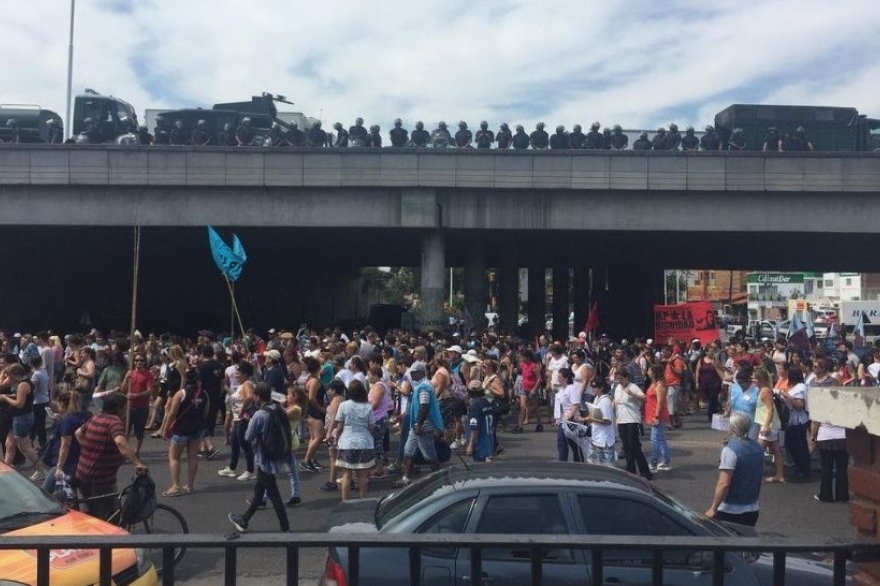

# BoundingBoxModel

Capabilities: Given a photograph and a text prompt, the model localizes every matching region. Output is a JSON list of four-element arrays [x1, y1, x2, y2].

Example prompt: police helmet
[[459, 121, 467, 129], [556, 125, 564, 133], [438, 121, 447, 129], [686, 126, 695, 134], [415, 121, 424, 130], [639, 131, 648, 139], [591, 122, 600, 131], [613, 124, 622, 133], [75, 133, 90, 144], [515, 124, 524, 132], [394, 118, 402, 126], [573, 124, 582, 132], [705, 125, 715, 133], [370, 125, 380, 132], [669, 123, 678, 132], [480, 121, 488, 129], [536, 122, 545, 129], [500, 122, 509, 130], [356, 117, 364, 125]]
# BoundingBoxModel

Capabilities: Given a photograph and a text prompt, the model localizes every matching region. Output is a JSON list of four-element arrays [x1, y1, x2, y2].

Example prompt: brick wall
[[847, 427, 880, 586]]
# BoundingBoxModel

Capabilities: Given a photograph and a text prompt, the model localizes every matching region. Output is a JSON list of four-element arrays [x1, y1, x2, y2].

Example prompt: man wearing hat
[[262, 349, 287, 402], [396, 361, 444, 487]]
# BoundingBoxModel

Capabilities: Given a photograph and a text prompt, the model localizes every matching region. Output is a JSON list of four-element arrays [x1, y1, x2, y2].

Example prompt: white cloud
[[4, 0, 880, 136]]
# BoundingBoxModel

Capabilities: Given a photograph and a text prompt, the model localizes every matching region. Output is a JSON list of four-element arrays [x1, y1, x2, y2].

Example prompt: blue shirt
[[729, 382, 758, 423], [466, 397, 495, 460], [245, 405, 284, 474]]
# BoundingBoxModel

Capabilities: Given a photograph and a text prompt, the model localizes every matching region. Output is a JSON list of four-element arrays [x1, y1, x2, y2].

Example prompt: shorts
[[12, 413, 35, 438], [171, 429, 205, 445], [440, 398, 466, 428], [666, 386, 680, 415], [759, 428, 780, 443], [404, 427, 439, 462]]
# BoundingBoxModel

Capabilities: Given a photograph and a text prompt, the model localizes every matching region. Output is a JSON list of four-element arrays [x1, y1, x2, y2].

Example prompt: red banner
[[654, 302, 720, 346]]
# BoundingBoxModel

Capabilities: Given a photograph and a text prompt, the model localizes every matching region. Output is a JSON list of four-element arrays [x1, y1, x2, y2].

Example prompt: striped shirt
[[75, 413, 125, 486]]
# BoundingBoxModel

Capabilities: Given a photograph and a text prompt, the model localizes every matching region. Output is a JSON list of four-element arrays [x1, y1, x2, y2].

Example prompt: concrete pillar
[[552, 267, 570, 342], [498, 261, 519, 335], [572, 267, 590, 336], [420, 231, 445, 332], [528, 266, 545, 337], [463, 244, 487, 334]]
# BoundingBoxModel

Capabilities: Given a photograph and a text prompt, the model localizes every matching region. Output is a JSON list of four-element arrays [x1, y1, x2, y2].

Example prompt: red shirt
[[75, 412, 125, 486], [664, 356, 685, 386], [128, 369, 155, 409], [645, 382, 670, 425], [521, 361, 539, 392]]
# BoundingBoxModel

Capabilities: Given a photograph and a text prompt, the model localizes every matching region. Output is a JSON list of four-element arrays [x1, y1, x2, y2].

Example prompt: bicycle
[[70, 472, 188, 575]]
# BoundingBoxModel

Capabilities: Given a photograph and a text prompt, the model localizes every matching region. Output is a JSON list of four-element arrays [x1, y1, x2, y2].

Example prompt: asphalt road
[[121, 411, 855, 585]]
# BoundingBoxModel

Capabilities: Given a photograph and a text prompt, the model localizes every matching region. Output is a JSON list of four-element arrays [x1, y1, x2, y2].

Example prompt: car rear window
[[376, 471, 452, 529]]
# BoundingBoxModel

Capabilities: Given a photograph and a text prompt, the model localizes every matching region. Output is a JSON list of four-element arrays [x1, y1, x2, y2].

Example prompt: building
[[686, 270, 748, 313]]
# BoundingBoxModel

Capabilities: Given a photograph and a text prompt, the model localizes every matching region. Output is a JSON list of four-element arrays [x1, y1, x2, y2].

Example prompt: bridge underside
[[1, 225, 874, 336]]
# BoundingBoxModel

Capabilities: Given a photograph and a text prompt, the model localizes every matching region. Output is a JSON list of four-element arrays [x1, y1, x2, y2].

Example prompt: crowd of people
[[0, 323, 864, 532], [2, 115, 815, 152]]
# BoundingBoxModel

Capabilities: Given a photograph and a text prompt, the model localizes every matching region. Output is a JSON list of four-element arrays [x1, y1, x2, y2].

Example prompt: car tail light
[[323, 555, 347, 586]]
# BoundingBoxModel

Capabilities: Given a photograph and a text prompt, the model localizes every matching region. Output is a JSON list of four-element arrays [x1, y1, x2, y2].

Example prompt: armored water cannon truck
[[71, 89, 140, 144], [0, 104, 63, 143]]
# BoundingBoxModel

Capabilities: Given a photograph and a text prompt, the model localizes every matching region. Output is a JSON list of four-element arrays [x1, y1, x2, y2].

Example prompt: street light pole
[[65, 0, 76, 138]]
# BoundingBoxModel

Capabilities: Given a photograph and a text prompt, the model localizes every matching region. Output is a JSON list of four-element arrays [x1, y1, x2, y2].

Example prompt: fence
[[2, 532, 878, 586]]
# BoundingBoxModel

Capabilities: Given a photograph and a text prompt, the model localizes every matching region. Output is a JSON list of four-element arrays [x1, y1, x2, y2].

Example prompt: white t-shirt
[[787, 383, 809, 425], [613, 382, 644, 425], [554, 383, 582, 421], [590, 395, 616, 447], [335, 369, 354, 389], [547, 355, 570, 389]]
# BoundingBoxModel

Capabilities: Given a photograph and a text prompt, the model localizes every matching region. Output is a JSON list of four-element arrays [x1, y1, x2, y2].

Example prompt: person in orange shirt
[[662, 346, 685, 429]]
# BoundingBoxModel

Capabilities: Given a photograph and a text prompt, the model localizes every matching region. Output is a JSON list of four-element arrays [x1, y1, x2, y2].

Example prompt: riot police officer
[[46, 119, 64, 144], [307, 120, 327, 147], [652, 127, 668, 150], [137, 125, 153, 146], [602, 127, 612, 149], [455, 121, 472, 148], [495, 123, 512, 149], [785, 126, 813, 151], [83, 117, 101, 144], [728, 127, 746, 151], [368, 125, 382, 148], [236, 117, 256, 146], [153, 116, 170, 145], [4, 118, 21, 144], [665, 123, 682, 150], [633, 131, 652, 150], [410, 121, 429, 147], [475, 121, 494, 149], [530, 122, 549, 149], [170, 119, 187, 146], [680, 126, 699, 151], [333, 122, 349, 147], [511, 124, 530, 149], [762, 126, 780, 151], [349, 117, 368, 146], [431, 121, 452, 148], [549, 125, 568, 149], [285, 122, 305, 146], [218, 122, 236, 147], [700, 125, 720, 151], [585, 122, 603, 149], [389, 119, 408, 147], [609, 124, 628, 150], [116, 118, 139, 146], [191, 119, 210, 146], [568, 124, 586, 149], [264, 122, 285, 147]]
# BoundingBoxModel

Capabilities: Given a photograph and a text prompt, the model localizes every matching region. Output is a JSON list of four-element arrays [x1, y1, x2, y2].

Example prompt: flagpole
[[224, 274, 247, 339], [125, 222, 141, 437], [230, 280, 235, 341]]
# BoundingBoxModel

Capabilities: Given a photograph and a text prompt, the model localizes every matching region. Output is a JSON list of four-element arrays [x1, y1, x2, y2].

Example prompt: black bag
[[493, 397, 511, 417], [261, 403, 292, 461], [120, 474, 157, 525], [772, 391, 791, 430]]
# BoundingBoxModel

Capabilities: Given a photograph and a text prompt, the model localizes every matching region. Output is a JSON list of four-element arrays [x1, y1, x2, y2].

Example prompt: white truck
[[840, 301, 880, 343]]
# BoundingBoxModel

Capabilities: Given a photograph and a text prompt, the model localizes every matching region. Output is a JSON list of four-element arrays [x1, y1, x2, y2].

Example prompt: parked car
[[321, 463, 849, 586], [0, 461, 157, 585]]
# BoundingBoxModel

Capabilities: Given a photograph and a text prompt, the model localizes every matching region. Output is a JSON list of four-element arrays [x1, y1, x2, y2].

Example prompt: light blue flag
[[207, 226, 247, 282], [804, 311, 815, 340], [854, 311, 866, 349]]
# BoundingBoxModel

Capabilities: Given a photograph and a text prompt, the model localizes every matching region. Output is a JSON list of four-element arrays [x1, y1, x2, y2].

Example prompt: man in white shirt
[[613, 369, 653, 479]]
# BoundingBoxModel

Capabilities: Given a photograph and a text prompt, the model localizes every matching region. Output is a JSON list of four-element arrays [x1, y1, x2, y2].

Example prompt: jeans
[[784, 422, 811, 477], [244, 469, 288, 531], [229, 419, 254, 472], [258, 451, 301, 501], [556, 424, 583, 462], [650, 423, 670, 466], [715, 510, 759, 527], [618, 422, 651, 478]]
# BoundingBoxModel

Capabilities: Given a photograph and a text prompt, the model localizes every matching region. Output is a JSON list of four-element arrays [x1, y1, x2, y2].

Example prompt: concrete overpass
[[1, 146, 879, 337]]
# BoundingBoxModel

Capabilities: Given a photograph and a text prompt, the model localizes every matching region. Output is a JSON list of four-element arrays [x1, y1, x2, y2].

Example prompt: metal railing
[[2, 532, 878, 586]]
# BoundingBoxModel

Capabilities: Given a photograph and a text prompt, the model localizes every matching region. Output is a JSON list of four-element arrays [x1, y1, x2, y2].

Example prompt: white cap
[[446, 345, 463, 354]]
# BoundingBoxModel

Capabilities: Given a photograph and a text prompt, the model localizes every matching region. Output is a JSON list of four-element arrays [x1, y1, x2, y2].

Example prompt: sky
[[4, 0, 880, 135]]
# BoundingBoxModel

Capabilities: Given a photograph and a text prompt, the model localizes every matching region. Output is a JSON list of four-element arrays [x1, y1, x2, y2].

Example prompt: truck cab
[[72, 90, 139, 143], [0, 104, 63, 143]]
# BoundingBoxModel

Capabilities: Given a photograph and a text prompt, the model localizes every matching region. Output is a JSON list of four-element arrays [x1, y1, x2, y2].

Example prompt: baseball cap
[[263, 349, 281, 361], [411, 361, 427, 373], [446, 345, 463, 354]]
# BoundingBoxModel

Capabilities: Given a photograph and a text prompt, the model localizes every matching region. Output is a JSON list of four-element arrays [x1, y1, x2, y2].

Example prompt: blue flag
[[789, 312, 809, 350], [207, 226, 247, 282], [804, 311, 815, 341], [854, 312, 866, 349]]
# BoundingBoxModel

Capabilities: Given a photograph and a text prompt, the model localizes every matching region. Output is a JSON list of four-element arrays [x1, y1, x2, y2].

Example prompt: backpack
[[449, 366, 468, 401], [772, 391, 791, 430], [261, 403, 292, 462], [120, 473, 157, 525]]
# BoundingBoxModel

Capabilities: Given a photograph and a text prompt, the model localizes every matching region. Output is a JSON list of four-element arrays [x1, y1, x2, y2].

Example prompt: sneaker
[[385, 463, 401, 474], [204, 447, 220, 460], [286, 497, 302, 507], [218, 467, 238, 478], [393, 477, 412, 488], [29, 470, 46, 482], [449, 439, 462, 450], [228, 512, 248, 533], [656, 463, 672, 471], [246, 498, 266, 509], [196, 450, 209, 459], [649, 464, 658, 473], [299, 461, 315, 473], [320, 481, 338, 492], [236, 471, 255, 481], [311, 460, 326, 470]]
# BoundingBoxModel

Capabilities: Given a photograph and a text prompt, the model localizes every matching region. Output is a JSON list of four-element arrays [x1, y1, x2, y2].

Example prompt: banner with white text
[[654, 302, 720, 346]]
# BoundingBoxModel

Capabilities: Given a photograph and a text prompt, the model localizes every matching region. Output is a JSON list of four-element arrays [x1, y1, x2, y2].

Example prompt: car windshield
[[650, 487, 730, 537], [0, 470, 65, 529], [376, 470, 452, 529]]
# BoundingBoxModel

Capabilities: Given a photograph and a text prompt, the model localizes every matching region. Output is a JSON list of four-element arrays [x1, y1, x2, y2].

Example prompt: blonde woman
[[754, 367, 784, 484]]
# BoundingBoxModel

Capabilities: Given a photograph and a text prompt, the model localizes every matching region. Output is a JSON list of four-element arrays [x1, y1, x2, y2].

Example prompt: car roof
[[438, 462, 653, 495]]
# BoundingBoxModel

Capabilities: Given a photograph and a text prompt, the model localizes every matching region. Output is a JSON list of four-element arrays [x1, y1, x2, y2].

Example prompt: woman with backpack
[[162, 368, 208, 497]]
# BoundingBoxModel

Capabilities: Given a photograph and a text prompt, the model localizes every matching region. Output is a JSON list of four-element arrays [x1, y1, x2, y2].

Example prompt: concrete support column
[[528, 266, 545, 337], [498, 261, 519, 336], [420, 231, 445, 332], [464, 244, 487, 334], [552, 267, 570, 342], [572, 267, 589, 337]]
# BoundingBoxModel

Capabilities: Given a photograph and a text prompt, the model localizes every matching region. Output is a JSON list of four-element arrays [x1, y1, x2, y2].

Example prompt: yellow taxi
[[0, 462, 157, 585]]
